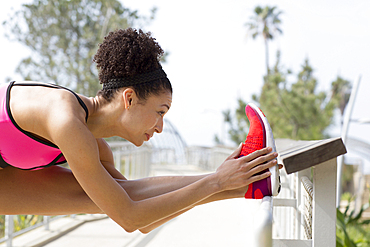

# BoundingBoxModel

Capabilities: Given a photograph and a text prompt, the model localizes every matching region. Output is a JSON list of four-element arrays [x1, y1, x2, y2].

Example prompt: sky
[[1, 0, 369, 152]]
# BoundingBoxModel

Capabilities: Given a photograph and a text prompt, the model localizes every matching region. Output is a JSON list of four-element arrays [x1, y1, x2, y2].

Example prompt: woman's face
[[124, 91, 172, 146]]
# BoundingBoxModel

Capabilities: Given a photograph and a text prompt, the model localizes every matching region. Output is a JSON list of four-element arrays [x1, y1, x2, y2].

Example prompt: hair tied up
[[103, 66, 167, 90]]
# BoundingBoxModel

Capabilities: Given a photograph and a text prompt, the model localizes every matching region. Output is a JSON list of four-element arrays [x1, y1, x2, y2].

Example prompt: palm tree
[[246, 6, 283, 75], [330, 76, 351, 117]]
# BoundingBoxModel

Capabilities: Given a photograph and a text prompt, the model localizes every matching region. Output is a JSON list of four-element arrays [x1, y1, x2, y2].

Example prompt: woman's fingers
[[241, 147, 273, 162], [246, 169, 272, 184], [240, 151, 278, 171], [216, 146, 280, 191], [246, 159, 277, 177], [228, 145, 275, 162], [227, 143, 243, 159]]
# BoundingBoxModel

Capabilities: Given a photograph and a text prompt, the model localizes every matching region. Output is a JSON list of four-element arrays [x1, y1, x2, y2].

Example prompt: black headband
[[103, 67, 167, 90]]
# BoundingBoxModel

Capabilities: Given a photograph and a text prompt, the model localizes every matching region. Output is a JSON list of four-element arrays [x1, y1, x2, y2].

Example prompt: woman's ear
[[122, 88, 135, 109]]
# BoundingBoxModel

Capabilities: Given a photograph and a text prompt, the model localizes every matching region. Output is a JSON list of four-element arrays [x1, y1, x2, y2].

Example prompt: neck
[[86, 96, 126, 139]]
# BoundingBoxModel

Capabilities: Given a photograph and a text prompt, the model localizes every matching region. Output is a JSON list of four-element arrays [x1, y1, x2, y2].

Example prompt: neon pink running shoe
[[239, 103, 280, 199]]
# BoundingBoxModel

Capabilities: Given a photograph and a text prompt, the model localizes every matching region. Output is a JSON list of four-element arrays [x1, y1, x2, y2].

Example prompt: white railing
[[253, 196, 273, 247], [271, 158, 338, 246], [109, 141, 183, 178], [251, 158, 339, 247], [187, 138, 345, 246], [301, 176, 313, 240], [271, 138, 346, 246], [186, 145, 276, 247], [0, 215, 67, 247], [186, 145, 234, 172], [109, 142, 152, 179]]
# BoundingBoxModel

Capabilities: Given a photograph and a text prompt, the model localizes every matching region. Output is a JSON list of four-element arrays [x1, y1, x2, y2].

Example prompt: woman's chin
[[131, 139, 144, 147]]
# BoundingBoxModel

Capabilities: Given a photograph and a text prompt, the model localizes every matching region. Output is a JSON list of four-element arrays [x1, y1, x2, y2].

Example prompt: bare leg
[[0, 166, 101, 215], [0, 166, 244, 217]]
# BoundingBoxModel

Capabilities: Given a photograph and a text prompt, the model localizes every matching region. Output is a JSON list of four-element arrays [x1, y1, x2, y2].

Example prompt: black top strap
[[0, 154, 10, 169], [11, 81, 89, 122]]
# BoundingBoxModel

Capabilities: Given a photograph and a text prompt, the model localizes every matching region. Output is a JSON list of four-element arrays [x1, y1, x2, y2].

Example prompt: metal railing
[[186, 140, 340, 247], [301, 176, 313, 240], [272, 168, 313, 242], [186, 145, 234, 172], [186, 145, 277, 247], [271, 159, 338, 246], [0, 215, 67, 247], [109, 142, 152, 179], [253, 196, 273, 247]]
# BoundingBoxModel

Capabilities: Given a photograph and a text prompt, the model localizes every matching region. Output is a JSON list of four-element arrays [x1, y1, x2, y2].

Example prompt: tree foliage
[[330, 76, 351, 117], [3, 0, 155, 96], [245, 5, 283, 75], [336, 191, 370, 247], [224, 51, 348, 145], [258, 52, 337, 140]]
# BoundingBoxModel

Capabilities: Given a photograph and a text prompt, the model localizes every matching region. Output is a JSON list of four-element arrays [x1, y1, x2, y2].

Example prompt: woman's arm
[[96, 138, 281, 233], [97, 138, 244, 233], [96, 138, 126, 180], [52, 115, 276, 232], [131, 146, 278, 233]]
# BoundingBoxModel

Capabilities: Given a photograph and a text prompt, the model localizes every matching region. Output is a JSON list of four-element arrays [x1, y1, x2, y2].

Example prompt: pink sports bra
[[0, 81, 89, 170]]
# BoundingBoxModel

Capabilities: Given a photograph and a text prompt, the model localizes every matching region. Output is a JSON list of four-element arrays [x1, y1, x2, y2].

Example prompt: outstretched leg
[[0, 166, 101, 215], [0, 166, 244, 216]]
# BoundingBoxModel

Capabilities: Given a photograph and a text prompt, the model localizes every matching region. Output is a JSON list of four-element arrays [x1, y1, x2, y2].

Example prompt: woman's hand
[[214, 144, 278, 192]]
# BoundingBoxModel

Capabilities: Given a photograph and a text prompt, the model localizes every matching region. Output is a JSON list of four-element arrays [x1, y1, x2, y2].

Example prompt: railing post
[[5, 215, 14, 247], [312, 158, 337, 246], [275, 137, 346, 246], [44, 216, 50, 231], [125, 155, 130, 178], [114, 151, 121, 172], [296, 168, 311, 239], [253, 196, 273, 247]]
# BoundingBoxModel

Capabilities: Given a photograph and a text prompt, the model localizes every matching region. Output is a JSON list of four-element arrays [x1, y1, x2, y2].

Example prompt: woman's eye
[[158, 111, 165, 117]]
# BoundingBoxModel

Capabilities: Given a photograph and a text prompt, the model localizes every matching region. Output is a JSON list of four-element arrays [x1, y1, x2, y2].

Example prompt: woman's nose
[[155, 118, 163, 133]]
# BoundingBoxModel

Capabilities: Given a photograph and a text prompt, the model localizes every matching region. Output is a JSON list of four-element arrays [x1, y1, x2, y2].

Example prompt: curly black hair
[[93, 28, 172, 102]]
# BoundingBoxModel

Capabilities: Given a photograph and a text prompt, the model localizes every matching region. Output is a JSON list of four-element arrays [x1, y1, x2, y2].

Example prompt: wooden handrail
[[277, 137, 347, 174]]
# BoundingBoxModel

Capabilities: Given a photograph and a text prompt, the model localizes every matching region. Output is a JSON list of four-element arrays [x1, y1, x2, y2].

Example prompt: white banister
[[5, 215, 13, 247], [312, 158, 337, 246], [253, 196, 273, 247], [271, 138, 346, 246]]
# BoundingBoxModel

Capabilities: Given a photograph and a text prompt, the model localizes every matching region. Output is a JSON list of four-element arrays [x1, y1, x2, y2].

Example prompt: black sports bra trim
[[9, 81, 89, 121], [6, 81, 89, 149], [0, 153, 10, 169], [17, 153, 66, 170], [0, 152, 66, 170]]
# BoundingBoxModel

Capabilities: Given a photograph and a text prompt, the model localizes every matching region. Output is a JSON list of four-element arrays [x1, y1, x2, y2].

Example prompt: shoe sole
[[248, 103, 281, 196]]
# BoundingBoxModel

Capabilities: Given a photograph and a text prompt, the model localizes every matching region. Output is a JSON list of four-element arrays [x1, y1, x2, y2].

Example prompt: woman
[[0, 28, 278, 233]]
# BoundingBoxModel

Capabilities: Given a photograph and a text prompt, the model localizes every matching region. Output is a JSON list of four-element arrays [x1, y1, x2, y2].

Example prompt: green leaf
[[336, 235, 344, 247], [344, 229, 357, 247]]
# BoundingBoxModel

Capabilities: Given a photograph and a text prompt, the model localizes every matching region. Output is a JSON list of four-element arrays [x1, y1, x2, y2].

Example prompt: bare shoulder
[[10, 83, 88, 143]]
